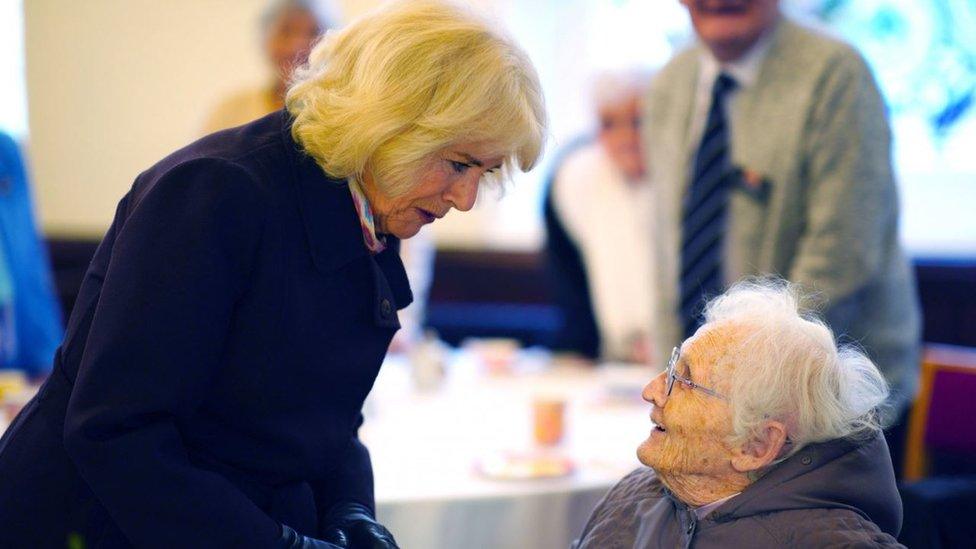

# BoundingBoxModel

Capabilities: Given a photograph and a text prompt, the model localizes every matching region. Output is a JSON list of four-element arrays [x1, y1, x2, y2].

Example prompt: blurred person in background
[[0, 131, 63, 379], [0, 1, 546, 547], [206, 0, 435, 352], [204, 0, 331, 133], [544, 70, 655, 364], [575, 279, 904, 548], [644, 0, 919, 473]]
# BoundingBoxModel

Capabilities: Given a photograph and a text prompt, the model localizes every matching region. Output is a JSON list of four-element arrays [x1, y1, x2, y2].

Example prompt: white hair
[[702, 278, 889, 458], [589, 68, 653, 113]]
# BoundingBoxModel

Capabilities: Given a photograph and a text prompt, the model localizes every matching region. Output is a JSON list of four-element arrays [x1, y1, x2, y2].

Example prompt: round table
[[363, 349, 653, 549]]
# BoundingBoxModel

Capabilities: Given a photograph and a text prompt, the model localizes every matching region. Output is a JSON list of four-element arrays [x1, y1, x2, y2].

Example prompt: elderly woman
[[544, 69, 654, 362], [575, 279, 904, 548], [0, 1, 545, 548]]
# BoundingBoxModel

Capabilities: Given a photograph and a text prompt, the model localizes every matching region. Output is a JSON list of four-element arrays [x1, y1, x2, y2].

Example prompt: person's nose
[[642, 372, 668, 407], [444, 172, 480, 212]]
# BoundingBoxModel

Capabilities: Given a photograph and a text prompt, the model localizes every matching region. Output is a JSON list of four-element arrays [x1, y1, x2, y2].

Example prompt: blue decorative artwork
[[815, 0, 976, 141]]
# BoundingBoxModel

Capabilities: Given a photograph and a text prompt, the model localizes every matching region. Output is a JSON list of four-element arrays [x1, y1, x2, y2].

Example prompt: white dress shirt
[[686, 28, 777, 157]]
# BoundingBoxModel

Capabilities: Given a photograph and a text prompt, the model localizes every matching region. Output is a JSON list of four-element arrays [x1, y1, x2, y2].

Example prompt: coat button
[[380, 299, 392, 317], [801, 456, 812, 465], [686, 523, 694, 534]]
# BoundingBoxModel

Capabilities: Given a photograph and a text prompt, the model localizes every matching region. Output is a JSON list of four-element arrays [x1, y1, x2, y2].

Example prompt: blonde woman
[[0, 1, 546, 548]]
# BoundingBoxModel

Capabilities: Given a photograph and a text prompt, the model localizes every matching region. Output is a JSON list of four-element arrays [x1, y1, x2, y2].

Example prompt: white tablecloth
[[364, 351, 653, 549]]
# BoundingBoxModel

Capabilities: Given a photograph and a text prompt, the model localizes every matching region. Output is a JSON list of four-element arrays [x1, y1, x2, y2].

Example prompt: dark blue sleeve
[[62, 158, 281, 548], [312, 418, 375, 532]]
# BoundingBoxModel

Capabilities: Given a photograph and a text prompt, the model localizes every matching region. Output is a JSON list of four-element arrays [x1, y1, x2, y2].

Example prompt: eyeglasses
[[665, 346, 729, 401]]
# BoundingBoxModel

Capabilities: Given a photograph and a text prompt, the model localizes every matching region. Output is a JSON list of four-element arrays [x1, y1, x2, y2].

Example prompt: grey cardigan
[[573, 433, 903, 548]]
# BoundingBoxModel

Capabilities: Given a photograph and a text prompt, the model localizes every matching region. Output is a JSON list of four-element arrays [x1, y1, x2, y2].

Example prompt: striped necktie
[[679, 73, 737, 338]]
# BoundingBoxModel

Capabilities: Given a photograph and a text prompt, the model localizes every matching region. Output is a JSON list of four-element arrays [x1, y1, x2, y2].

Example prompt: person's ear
[[730, 420, 788, 473]]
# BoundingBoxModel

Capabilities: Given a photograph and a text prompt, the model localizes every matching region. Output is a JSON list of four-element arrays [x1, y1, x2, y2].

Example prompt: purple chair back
[[925, 368, 976, 456]]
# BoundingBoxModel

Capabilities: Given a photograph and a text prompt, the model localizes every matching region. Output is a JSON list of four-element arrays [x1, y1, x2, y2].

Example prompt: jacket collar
[[277, 111, 413, 311], [278, 111, 370, 274]]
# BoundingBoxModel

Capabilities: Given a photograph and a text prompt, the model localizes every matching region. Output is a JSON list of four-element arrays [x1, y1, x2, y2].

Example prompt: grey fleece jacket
[[574, 433, 904, 548]]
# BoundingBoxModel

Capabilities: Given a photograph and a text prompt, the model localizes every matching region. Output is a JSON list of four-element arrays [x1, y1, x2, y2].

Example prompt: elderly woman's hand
[[322, 502, 399, 549]]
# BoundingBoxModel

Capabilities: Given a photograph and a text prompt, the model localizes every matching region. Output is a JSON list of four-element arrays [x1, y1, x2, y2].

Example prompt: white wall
[[1, 0, 29, 138], [25, 0, 386, 238]]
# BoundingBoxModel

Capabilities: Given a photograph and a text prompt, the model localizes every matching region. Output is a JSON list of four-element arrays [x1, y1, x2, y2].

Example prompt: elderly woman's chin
[[635, 432, 692, 473], [636, 434, 663, 469]]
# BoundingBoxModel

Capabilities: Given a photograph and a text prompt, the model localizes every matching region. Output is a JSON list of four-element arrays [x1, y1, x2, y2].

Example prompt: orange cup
[[533, 398, 566, 446]]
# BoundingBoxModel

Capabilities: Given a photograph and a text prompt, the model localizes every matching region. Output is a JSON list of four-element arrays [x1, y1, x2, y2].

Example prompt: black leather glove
[[277, 523, 344, 549], [321, 502, 399, 549]]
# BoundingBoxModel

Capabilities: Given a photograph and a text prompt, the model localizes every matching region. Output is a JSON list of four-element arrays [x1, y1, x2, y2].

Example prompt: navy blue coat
[[0, 110, 412, 548]]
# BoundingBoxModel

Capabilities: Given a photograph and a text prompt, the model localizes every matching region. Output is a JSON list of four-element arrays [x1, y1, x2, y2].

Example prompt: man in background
[[644, 0, 920, 473]]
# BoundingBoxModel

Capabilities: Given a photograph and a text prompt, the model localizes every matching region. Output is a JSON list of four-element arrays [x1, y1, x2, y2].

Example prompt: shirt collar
[[697, 19, 778, 92]]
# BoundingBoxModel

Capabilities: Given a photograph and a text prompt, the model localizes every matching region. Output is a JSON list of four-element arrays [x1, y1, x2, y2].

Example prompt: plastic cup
[[533, 397, 566, 446]]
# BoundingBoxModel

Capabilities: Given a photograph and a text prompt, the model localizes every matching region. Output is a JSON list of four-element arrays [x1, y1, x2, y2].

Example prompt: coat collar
[[278, 111, 370, 274], [277, 111, 413, 311]]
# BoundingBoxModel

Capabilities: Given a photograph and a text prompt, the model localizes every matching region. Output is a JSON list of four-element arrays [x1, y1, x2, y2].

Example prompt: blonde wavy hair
[[285, 0, 547, 196]]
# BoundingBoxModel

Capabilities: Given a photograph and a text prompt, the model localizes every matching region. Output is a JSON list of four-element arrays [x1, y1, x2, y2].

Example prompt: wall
[[24, 0, 387, 238]]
